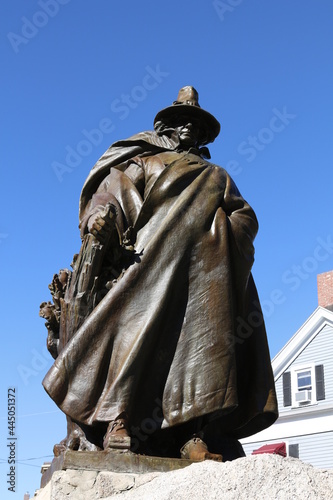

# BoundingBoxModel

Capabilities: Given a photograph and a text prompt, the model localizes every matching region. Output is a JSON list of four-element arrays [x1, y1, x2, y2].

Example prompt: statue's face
[[175, 119, 202, 147], [156, 114, 206, 146]]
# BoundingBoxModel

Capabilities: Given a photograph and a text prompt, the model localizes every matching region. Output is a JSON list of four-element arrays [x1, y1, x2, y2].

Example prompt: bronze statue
[[41, 87, 278, 462]]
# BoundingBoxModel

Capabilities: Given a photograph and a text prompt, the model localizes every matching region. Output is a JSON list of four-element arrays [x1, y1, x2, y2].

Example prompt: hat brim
[[154, 104, 220, 145]]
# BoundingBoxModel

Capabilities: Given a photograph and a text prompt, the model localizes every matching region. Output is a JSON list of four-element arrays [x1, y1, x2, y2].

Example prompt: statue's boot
[[103, 416, 131, 450], [180, 436, 223, 462]]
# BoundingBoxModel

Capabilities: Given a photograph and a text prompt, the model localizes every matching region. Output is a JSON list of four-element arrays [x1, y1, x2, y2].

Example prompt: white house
[[240, 271, 333, 469]]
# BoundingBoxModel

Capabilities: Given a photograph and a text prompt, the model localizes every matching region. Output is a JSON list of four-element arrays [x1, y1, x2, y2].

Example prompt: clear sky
[[1, 1, 333, 497]]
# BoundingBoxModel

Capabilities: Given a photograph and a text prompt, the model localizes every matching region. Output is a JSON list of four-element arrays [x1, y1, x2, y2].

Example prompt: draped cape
[[43, 131, 278, 439]]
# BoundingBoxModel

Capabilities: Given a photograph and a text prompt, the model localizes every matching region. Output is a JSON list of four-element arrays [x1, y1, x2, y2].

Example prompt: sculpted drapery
[[42, 87, 278, 460]]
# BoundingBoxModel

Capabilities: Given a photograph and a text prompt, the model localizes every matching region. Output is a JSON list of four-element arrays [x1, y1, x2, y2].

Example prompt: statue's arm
[[79, 160, 144, 241], [222, 172, 259, 264]]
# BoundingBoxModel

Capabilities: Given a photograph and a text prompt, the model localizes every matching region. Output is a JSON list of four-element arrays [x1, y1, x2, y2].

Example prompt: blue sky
[[1, 1, 333, 497]]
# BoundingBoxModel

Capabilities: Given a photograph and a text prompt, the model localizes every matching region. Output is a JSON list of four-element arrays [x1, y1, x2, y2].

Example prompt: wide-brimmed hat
[[154, 86, 221, 145]]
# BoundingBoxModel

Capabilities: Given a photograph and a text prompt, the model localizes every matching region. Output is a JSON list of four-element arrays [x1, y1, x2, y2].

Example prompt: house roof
[[272, 306, 333, 380]]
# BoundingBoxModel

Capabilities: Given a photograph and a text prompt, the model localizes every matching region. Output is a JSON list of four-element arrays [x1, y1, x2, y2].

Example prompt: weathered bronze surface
[[41, 86, 278, 464]]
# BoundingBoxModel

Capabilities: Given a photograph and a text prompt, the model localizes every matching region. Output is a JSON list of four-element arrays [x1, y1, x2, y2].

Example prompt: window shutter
[[315, 364, 325, 401], [283, 371, 292, 406], [289, 444, 299, 458]]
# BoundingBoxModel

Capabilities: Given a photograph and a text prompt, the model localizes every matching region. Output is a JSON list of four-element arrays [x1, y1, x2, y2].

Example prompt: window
[[297, 370, 312, 391], [288, 443, 299, 458], [282, 364, 325, 407]]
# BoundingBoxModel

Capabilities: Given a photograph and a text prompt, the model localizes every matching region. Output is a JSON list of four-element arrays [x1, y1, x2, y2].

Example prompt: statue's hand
[[88, 203, 117, 244]]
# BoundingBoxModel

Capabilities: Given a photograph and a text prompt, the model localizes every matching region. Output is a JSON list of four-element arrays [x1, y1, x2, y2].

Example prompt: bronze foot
[[180, 437, 223, 462], [103, 417, 131, 450]]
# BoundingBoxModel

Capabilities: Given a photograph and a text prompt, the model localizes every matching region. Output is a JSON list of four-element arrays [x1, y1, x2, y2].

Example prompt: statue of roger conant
[[40, 86, 278, 462]]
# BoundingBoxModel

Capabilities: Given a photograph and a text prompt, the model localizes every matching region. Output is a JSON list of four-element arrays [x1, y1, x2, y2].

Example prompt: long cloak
[[43, 132, 278, 440]]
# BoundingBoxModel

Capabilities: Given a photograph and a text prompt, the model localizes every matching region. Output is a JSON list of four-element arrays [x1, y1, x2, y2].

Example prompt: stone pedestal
[[40, 449, 195, 488], [34, 454, 333, 500], [36, 467, 165, 500]]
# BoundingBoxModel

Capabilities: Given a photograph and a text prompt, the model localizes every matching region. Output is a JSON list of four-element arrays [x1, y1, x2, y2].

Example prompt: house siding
[[241, 318, 333, 469], [275, 323, 333, 410], [242, 430, 333, 470], [275, 372, 284, 410]]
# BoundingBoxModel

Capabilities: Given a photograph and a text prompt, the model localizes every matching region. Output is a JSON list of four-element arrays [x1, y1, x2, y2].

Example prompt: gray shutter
[[283, 371, 291, 406], [315, 364, 325, 401], [289, 444, 299, 458]]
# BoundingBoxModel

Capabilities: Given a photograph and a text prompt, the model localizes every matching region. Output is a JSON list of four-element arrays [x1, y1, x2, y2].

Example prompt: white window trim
[[291, 362, 317, 408]]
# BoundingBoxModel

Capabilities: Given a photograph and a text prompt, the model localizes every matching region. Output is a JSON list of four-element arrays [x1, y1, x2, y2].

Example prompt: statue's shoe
[[180, 437, 223, 462], [103, 418, 131, 450]]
